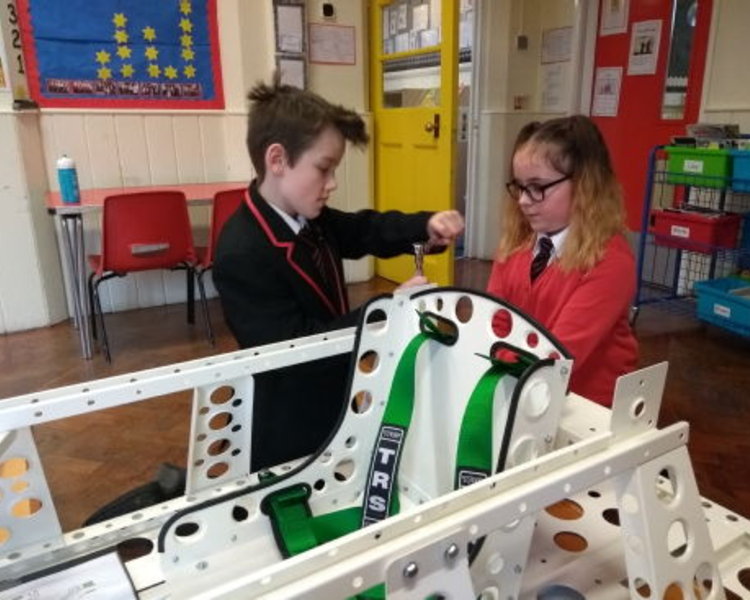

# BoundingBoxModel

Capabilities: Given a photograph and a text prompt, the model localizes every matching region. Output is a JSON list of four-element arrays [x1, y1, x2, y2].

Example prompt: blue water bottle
[[56, 155, 80, 204]]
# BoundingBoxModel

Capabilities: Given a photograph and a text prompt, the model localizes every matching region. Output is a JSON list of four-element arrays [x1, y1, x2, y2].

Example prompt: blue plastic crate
[[731, 149, 750, 192], [694, 277, 750, 336]]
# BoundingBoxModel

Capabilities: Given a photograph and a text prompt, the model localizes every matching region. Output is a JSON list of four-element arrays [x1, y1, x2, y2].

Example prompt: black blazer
[[213, 182, 433, 470]]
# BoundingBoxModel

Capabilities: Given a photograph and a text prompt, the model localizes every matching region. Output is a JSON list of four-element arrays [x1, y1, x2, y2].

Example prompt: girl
[[486, 115, 637, 407]]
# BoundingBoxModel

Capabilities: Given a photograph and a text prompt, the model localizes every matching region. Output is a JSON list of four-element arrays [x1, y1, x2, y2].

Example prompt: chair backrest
[[203, 188, 245, 267], [100, 191, 196, 273]]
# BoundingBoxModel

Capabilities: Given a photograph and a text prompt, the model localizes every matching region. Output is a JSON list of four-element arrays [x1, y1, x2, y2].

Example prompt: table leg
[[60, 215, 93, 359]]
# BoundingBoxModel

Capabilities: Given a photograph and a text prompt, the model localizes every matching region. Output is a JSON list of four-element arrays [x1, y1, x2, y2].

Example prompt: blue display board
[[18, 0, 223, 108]]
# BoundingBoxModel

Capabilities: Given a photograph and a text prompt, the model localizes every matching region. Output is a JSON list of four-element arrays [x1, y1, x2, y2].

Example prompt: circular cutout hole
[[435, 297, 444, 311], [588, 489, 601, 498], [537, 584, 586, 600], [602, 508, 621, 526], [365, 309, 387, 332], [548, 351, 561, 360], [11, 481, 29, 493], [210, 386, 235, 405], [491, 309, 512, 338], [553, 531, 588, 553], [545, 498, 584, 520], [523, 380, 552, 420], [455, 296, 474, 323], [351, 391, 373, 414], [313, 479, 326, 492], [206, 462, 229, 479], [207, 439, 232, 456], [11, 498, 42, 518], [735, 567, 750, 592], [668, 519, 689, 558], [358, 351, 379, 374], [175, 522, 200, 538], [656, 467, 679, 506], [633, 577, 651, 598], [232, 505, 249, 522], [116, 537, 154, 562], [662, 582, 684, 600], [0, 528, 10, 547], [345, 436, 357, 449], [0, 458, 29, 478], [334, 459, 355, 482], [486, 552, 505, 575], [526, 331, 539, 348], [208, 412, 233, 430], [508, 437, 538, 467], [632, 397, 646, 418]]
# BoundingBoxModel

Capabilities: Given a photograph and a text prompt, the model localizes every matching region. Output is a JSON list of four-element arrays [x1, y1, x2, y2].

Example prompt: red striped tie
[[530, 236, 554, 281]]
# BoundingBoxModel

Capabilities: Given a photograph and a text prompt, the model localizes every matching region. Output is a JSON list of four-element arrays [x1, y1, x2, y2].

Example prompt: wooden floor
[[0, 258, 748, 532]]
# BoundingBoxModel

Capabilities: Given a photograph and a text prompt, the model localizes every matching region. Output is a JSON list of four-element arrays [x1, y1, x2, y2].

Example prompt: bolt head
[[403, 561, 419, 579]]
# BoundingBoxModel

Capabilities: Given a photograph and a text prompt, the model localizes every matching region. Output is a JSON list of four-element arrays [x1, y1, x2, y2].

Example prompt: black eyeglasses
[[505, 174, 571, 203]]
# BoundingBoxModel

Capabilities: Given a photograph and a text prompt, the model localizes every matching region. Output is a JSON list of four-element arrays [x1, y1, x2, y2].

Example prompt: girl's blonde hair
[[497, 115, 625, 271]]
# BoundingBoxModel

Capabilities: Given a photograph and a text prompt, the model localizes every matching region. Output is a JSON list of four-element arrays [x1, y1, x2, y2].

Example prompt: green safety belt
[[454, 347, 538, 489], [261, 314, 539, 598]]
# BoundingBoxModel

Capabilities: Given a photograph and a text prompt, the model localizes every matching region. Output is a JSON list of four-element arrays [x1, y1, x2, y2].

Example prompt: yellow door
[[370, 0, 458, 286]]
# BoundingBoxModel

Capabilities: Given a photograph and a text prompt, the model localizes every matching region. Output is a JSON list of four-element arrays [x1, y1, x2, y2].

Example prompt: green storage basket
[[665, 146, 731, 189]]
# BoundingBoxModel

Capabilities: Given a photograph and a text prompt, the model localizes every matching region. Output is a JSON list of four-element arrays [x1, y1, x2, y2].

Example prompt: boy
[[213, 76, 463, 471]]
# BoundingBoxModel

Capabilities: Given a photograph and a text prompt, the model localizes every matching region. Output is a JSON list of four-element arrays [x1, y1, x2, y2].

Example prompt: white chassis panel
[[0, 288, 747, 599]]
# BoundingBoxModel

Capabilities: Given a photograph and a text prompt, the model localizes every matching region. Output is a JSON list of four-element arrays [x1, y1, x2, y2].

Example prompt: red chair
[[195, 188, 245, 344], [87, 191, 209, 361]]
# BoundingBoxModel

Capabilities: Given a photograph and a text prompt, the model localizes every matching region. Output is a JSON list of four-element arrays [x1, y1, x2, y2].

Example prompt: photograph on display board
[[16, 0, 223, 108]]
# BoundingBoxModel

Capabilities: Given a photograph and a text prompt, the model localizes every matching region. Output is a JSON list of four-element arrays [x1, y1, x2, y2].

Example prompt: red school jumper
[[486, 234, 638, 407]]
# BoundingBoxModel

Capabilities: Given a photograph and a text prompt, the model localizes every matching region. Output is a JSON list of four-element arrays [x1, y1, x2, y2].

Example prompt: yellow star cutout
[[144, 46, 159, 61], [148, 64, 161, 78], [117, 46, 132, 59], [180, 1, 192, 15], [183, 65, 196, 79], [180, 34, 193, 47], [112, 13, 127, 28], [95, 50, 111, 64], [97, 66, 112, 80], [142, 26, 157, 42], [181, 47, 195, 61], [164, 66, 178, 80], [114, 30, 129, 44], [120, 64, 135, 78], [179, 18, 193, 33]]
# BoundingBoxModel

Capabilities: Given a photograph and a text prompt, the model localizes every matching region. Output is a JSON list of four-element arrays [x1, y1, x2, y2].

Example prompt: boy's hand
[[395, 275, 429, 292], [427, 210, 464, 247]]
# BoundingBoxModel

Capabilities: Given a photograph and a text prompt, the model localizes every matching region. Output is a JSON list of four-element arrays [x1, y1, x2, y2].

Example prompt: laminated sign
[[17, 0, 223, 108]]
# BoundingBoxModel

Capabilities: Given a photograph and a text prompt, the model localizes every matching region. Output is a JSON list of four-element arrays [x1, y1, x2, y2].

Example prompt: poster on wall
[[627, 19, 662, 75], [17, 0, 224, 108], [591, 66, 622, 117], [599, 0, 629, 36]]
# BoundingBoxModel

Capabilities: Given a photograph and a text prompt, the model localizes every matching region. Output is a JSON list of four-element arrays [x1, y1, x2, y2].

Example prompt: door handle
[[424, 114, 440, 139]]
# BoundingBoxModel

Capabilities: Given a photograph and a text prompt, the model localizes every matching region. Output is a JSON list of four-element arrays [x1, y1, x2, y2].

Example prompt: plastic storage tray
[[649, 208, 741, 253], [694, 277, 750, 336], [665, 146, 731, 188], [731, 149, 750, 192]]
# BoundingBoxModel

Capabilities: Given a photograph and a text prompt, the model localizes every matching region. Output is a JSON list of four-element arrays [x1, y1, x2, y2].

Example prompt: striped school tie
[[530, 236, 554, 281]]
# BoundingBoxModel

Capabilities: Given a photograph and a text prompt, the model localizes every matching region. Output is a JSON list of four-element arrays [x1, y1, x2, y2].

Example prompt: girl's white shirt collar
[[534, 227, 569, 259]]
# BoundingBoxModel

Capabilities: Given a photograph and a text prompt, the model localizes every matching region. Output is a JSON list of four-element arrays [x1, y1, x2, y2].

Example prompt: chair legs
[[195, 269, 215, 346], [88, 273, 115, 363], [89, 268, 213, 362]]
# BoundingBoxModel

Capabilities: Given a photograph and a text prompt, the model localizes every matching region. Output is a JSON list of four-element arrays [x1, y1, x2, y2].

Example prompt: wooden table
[[46, 182, 247, 359]]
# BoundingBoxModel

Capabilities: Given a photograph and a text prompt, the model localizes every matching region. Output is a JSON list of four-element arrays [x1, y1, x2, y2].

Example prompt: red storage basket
[[649, 208, 741, 253]]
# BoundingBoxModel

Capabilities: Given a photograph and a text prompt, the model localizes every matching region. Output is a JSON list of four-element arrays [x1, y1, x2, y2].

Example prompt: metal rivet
[[403, 561, 419, 579], [444, 543, 460, 562]]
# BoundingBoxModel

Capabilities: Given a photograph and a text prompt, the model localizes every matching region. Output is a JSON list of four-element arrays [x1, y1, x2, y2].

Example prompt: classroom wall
[[700, 0, 750, 129], [466, 0, 579, 260], [2, 0, 750, 333], [0, 0, 371, 333]]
